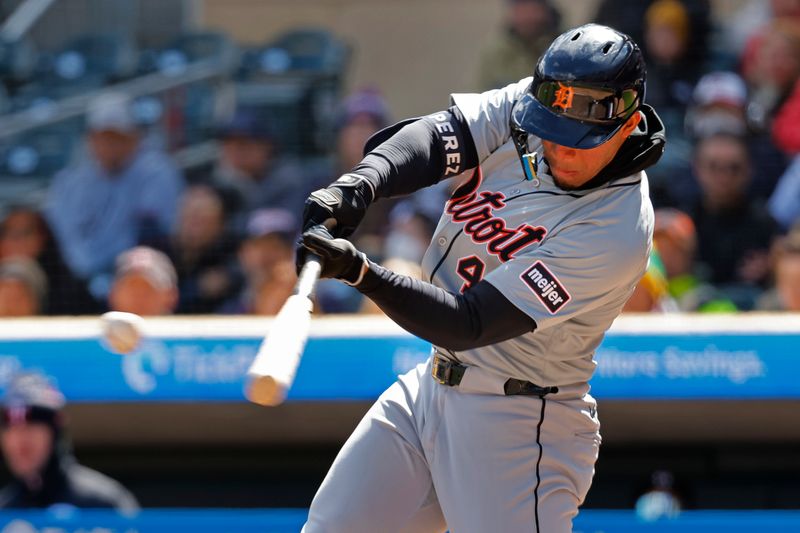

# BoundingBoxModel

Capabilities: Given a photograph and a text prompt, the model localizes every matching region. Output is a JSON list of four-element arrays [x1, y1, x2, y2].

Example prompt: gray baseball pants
[[302, 359, 600, 533]]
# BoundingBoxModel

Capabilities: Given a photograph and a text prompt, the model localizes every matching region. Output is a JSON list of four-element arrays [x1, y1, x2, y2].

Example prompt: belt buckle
[[432, 356, 451, 385]]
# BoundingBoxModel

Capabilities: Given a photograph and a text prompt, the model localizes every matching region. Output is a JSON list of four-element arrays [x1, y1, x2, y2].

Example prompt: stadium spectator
[[723, 0, 773, 56], [741, 20, 800, 133], [635, 470, 684, 521], [334, 88, 390, 177], [154, 185, 238, 314], [773, 83, 800, 155], [44, 91, 183, 302], [594, 0, 710, 69], [205, 108, 307, 220], [640, 0, 716, 205], [0, 258, 47, 317], [758, 224, 800, 311], [325, 88, 396, 249], [220, 208, 297, 315], [108, 246, 178, 316], [769, 155, 800, 230], [643, 0, 702, 131], [0, 372, 139, 510], [475, 0, 561, 91], [622, 249, 676, 312], [307, 88, 396, 312], [0, 206, 99, 315], [755, 21, 800, 154], [653, 208, 737, 312], [688, 133, 780, 307]]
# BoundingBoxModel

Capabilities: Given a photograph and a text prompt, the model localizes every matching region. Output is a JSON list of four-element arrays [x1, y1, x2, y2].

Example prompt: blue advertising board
[[1, 509, 800, 533], [0, 315, 797, 402]]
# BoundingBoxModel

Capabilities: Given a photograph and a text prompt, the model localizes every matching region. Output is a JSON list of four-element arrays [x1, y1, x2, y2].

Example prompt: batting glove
[[298, 227, 369, 286], [302, 174, 375, 238]]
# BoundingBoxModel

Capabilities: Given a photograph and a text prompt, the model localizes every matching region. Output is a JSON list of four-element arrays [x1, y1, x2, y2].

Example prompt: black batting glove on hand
[[299, 227, 368, 285], [302, 174, 374, 238]]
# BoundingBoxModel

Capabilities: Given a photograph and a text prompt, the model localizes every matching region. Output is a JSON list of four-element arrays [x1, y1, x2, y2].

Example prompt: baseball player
[[297, 23, 665, 533]]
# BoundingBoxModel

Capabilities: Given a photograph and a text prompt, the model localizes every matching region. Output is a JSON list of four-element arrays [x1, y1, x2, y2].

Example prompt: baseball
[[100, 311, 144, 355]]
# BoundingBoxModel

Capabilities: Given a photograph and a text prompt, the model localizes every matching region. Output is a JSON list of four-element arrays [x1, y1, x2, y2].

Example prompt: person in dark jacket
[[0, 372, 139, 511]]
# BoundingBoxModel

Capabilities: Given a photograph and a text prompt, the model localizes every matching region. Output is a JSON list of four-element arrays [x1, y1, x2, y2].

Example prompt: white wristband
[[343, 252, 370, 287]]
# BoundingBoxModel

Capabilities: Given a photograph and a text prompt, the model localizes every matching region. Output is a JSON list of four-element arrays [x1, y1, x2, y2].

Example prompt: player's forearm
[[357, 262, 535, 351], [348, 107, 479, 199]]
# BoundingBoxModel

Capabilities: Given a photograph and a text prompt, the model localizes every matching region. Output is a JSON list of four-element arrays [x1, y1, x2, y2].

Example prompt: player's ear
[[620, 111, 642, 137]]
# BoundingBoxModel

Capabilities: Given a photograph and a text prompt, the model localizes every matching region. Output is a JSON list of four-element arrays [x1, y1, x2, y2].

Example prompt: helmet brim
[[510, 93, 626, 149]]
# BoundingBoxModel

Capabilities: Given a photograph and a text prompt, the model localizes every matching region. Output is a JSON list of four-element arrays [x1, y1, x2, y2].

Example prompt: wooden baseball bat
[[244, 253, 322, 406]]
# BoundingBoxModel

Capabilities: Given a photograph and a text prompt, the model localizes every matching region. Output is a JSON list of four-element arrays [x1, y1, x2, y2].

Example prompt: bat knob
[[245, 375, 286, 407]]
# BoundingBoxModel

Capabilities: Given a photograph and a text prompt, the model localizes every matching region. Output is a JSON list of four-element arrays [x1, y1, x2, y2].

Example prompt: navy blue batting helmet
[[511, 23, 646, 149]]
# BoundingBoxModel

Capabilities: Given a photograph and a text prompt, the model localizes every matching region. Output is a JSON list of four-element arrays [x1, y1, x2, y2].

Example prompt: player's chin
[[552, 172, 587, 191]]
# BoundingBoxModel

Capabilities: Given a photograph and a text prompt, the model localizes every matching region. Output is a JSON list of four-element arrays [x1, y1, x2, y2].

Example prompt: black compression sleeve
[[350, 106, 479, 199], [357, 261, 536, 351]]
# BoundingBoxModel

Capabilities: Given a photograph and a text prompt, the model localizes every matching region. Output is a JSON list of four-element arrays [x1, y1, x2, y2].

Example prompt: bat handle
[[296, 253, 322, 298]]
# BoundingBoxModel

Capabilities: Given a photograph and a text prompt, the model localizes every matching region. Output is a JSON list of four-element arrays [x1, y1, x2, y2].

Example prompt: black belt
[[431, 354, 559, 397]]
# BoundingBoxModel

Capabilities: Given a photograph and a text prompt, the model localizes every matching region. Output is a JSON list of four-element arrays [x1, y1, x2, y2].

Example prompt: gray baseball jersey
[[421, 77, 654, 387]]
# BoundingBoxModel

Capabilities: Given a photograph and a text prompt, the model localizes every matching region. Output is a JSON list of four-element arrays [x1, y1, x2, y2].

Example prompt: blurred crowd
[[0, 0, 799, 319], [0, 86, 415, 317]]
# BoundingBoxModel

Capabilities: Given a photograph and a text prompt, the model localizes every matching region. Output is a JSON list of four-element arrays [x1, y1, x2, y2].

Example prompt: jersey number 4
[[456, 255, 486, 293]]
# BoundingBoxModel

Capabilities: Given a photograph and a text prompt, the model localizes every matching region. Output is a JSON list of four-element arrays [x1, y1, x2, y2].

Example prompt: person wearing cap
[[108, 246, 179, 316], [219, 208, 297, 315], [0, 257, 47, 316], [687, 71, 750, 139], [44, 91, 183, 303], [0, 372, 139, 510], [690, 71, 787, 201], [205, 107, 308, 221]]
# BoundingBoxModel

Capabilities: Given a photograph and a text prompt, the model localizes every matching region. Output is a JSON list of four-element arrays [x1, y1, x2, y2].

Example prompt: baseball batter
[[298, 24, 665, 532]]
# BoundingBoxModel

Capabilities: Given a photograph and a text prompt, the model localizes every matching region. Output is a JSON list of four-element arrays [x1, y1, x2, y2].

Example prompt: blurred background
[[0, 0, 798, 531]]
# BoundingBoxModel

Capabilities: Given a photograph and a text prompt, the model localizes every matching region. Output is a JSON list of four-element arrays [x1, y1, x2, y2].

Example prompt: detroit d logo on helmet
[[552, 83, 575, 111]]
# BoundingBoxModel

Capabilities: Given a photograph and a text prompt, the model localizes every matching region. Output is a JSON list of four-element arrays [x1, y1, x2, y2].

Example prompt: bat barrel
[[244, 255, 319, 407]]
